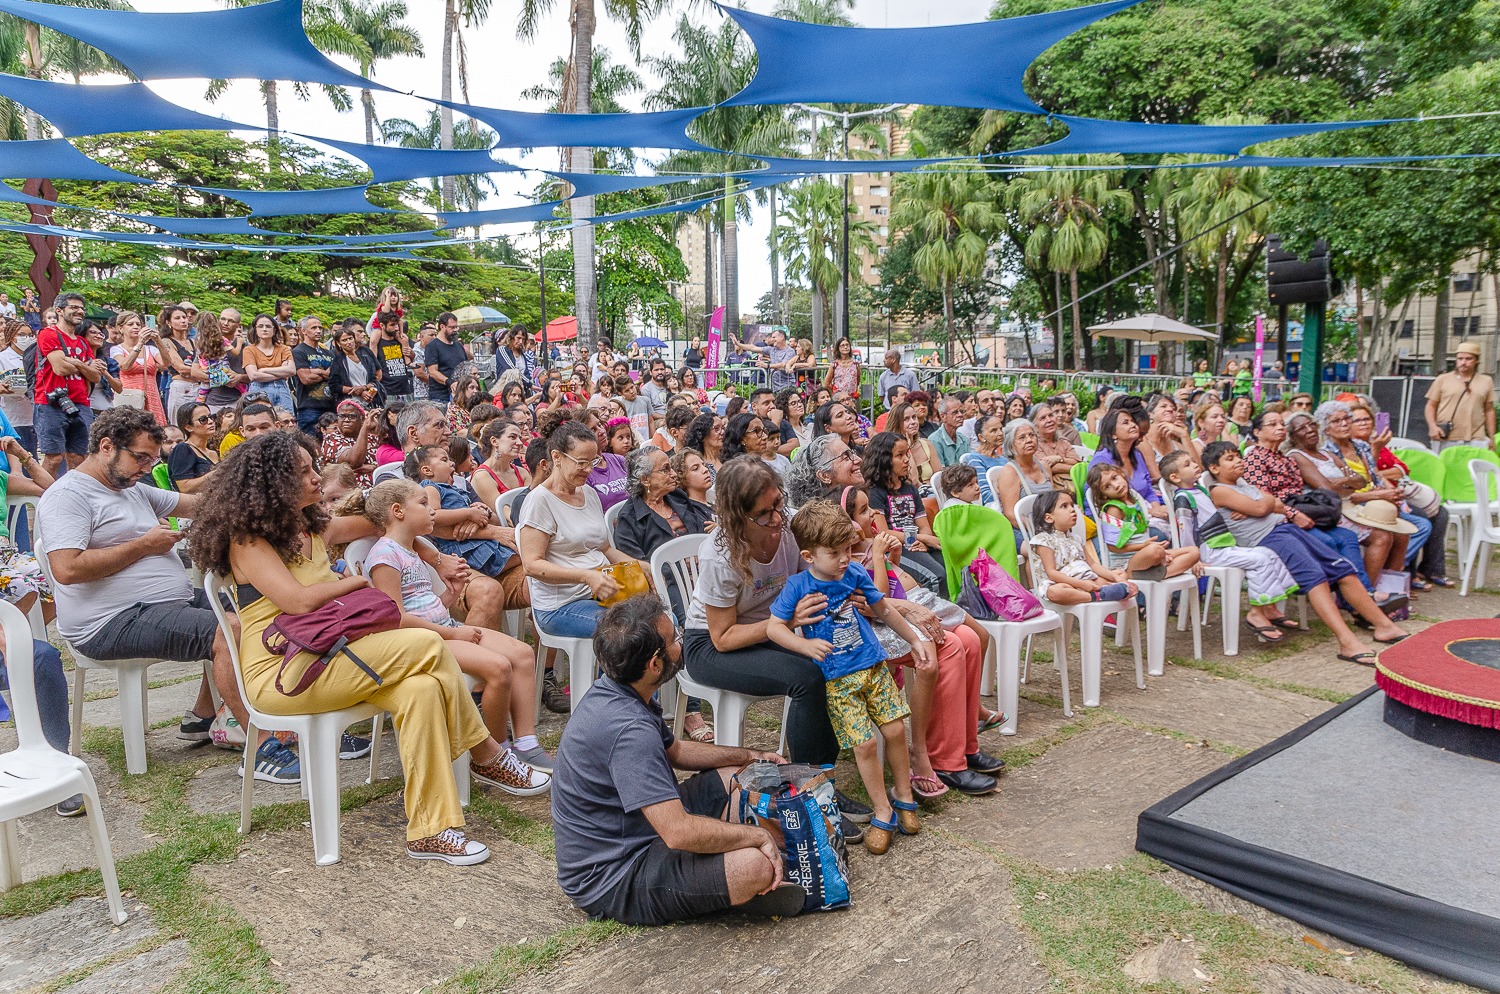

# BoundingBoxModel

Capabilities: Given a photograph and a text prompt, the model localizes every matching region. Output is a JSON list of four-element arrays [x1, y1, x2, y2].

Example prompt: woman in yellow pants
[[189, 431, 516, 864]]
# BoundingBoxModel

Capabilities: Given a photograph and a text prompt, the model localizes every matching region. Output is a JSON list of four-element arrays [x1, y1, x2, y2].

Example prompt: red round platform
[[1375, 619, 1500, 729]]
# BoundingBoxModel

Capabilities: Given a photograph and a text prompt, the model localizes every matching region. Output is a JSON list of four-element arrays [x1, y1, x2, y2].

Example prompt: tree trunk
[[1053, 270, 1064, 368], [569, 0, 598, 351], [1070, 268, 1085, 370], [1432, 281, 1452, 375], [1215, 237, 1230, 343], [362, 87, 377, 146], [1133, 183, 1173, 318], [21, 22, 43, 140], [811, 288, 824, 347], [722, 177, 740, 345], [263, 81, 281, 170], [439, 0, 457, 209], [942, 280, 954, 366], [768, 186, 780, 327]]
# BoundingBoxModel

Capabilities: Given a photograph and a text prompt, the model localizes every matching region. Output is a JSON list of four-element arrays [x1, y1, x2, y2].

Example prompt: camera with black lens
[[45, 386, 80, 419]]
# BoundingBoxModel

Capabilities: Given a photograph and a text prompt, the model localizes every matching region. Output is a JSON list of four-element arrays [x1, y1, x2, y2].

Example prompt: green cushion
[[1391, 448, 1444, 497], [1079, 431, 1099, 450], [932, 503, 1020, 594]]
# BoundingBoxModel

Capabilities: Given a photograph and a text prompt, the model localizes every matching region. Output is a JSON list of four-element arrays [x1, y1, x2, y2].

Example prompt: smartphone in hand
[[1375, 412, 1390, 435]]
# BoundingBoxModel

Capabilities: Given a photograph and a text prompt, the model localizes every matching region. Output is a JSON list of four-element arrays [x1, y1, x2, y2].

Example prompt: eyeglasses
[[557, 450, 606, 470], [192, 415, 214, 425], [835, 449, 859, 464], [746, 425, 769, 437], [751, 502, 785, 527], [119, 446, 159, 467]]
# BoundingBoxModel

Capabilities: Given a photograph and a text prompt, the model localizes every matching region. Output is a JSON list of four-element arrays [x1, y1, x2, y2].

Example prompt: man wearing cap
[[1425, 341, 1496, 451]]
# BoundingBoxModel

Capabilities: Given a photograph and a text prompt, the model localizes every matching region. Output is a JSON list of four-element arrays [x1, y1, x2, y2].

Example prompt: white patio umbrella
[[1087, 313, 1218, 344]]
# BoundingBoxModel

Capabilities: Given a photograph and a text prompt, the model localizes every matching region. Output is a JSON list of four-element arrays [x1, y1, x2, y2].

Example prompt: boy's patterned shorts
[[826, 664, 910, 749]]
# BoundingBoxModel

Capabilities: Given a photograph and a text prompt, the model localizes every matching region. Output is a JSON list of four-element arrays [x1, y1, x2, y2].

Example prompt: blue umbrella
[[633, 336, 666, 349]]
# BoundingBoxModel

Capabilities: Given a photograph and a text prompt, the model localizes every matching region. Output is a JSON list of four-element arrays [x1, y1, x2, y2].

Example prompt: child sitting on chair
[[1160, 449, 1301, 644], [940, 462, 982, 506], [766, 500, 938, 855], [405, 444, 525, 590], [1026, 491, 1139, 607], [1087, 462, 1199, 580], [360, 478, 554, 782]]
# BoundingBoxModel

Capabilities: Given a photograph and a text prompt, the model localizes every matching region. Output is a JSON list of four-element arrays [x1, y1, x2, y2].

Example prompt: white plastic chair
[[6, 494, 37, 549], [1388, 437, 1431, 454], [34, 533, 212, 776], [0, 601, 127, 920], [1082, 491, 1201, 676], [206, 572, 410, 866], [370, 462, 404, 486], [930, 468, 951, 509], [1016, 494, 1143, 712], [603, 499, 626, 535], [985, 465, 1007, 514], [1461, 461, 1500, 595], [1072, 444, 1092, 461], [495, 486, 529, 527], [648, 533, 789, 753], [1159, 480, 1246, 657]]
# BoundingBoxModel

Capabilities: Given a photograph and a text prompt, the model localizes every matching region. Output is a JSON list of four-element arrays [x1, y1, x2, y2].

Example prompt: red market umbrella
[[536, 316, 578, 341]]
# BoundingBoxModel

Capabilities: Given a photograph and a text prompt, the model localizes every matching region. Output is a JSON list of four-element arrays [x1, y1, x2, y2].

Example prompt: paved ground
[[1, 579, 1493, 994]]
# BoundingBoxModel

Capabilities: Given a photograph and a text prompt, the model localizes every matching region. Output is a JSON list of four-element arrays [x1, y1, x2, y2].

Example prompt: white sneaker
[[472, 748, 552, 796], [407, 828, 490, 865]]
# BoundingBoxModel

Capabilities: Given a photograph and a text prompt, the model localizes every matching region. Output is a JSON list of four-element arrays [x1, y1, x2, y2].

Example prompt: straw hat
[[1342, 498, 1416, 535], [1457, 341, 1482, 358]]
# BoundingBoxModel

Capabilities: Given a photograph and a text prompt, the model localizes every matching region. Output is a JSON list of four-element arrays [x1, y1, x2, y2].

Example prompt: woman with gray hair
[[994, 418, 1054, 530], [612, 444, 716, 740], [786, 433, 864, 508]]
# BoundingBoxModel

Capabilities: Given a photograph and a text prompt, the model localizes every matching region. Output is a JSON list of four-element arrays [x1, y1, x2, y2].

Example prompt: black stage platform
[[1137, 687, 1500, 991]]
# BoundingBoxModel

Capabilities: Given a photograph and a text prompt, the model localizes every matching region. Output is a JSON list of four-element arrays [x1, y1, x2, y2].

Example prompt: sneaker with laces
[[407, 827, 490, 865], [541, 669, 570, 714], [239, 739, 301, 784], [339, 733, 372, 760], [55, 793, 86, 818], [178, 709, 213, 742], [514, 745, 555, 772], [472, 748, 551, 796]]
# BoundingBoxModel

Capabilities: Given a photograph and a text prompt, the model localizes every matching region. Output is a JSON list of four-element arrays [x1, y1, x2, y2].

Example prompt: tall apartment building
[[848, 110, 912, 287], [673, 211, 715, 339], [1357, 257, 1500, 376]]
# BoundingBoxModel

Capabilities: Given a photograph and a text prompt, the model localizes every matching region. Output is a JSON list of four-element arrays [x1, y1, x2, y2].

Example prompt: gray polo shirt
[[551, 675, 683, 909]]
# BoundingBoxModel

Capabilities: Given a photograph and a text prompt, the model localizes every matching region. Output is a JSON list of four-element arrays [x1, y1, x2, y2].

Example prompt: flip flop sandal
[[1374, 633, 1410, 645], [887, 790, 922, 836], [910, 773, 949, 801], [1411, 578, 1433, 592], [1270, 618, 1304, 631], [1428, 577, 1456, 589], [1245, 620, 1284, 644], [977, 710, 1007, 735], [1337, 651, 1378, 666]]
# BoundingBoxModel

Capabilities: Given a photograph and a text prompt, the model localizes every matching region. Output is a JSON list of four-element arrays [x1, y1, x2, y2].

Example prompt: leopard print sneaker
[[472, 748, 552, 797], [407, 828, 490, 865]]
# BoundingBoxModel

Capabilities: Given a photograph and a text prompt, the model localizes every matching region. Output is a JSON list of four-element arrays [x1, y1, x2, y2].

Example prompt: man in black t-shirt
[[291, 315, 335, 434], [423, 311, 469, 405], [371, 311, 414, 401]]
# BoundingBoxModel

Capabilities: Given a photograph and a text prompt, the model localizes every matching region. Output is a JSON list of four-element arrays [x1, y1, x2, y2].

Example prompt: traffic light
[[1267, 236, 1341, 305]]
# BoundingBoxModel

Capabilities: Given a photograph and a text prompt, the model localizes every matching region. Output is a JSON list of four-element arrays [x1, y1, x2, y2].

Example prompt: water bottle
[[902, 524, 918, 549]]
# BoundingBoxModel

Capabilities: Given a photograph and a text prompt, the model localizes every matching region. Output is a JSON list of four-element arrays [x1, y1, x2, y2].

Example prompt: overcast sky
[[129, 0, 995, 307]]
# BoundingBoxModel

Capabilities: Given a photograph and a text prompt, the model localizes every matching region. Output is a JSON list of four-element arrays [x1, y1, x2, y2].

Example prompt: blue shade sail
[[0, 0, 377, 90], [581, 176, 783, 224], [719, 0, 1143, 112], [120, 214, 287, 238], [308, 229, 452, 245], [1017, 115, 1400, 156], [0, 74, 251, 138], [309, 136, 520, 184], [0, 181, 71, 207], [741, 154, 964, 175], [441, 103, 719, 152], [0, 139, 149, 183], [436, 201, 565, 228], [542, 171, 704, 198], [195, 185, 396, 218]]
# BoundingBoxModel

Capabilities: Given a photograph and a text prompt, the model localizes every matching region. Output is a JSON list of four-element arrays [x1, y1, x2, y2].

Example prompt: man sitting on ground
[[551, 595, 805, 925]]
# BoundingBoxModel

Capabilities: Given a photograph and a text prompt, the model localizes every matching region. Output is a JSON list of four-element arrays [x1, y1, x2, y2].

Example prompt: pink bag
[[969, 549, 1044, 622]]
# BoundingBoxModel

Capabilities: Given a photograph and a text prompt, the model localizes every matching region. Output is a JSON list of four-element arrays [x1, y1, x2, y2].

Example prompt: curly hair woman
[[188, 431, 518, 866]]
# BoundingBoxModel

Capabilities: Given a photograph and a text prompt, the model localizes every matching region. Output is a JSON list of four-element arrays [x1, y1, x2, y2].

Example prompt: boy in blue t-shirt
[[767, 500, 937, 856]]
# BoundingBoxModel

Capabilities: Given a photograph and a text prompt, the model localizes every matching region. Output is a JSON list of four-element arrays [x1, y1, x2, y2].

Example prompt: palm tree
[[648, 16, 795, 345], [1165, 149, 1270, 344], [440, 0, 491, 208], [523, 47, 643, 171], [0, 0, 126, 139], [517, 0, 670, 349], [1009, 156, 1132, 369], [381, 109, 498, 213], [337, 0, 422, 145], [778, 179, 875, 344], [890, 166, 1004, 364]]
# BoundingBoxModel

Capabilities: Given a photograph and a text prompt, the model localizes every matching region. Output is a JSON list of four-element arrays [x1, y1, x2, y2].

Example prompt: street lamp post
[[791, 103, 900, 349]]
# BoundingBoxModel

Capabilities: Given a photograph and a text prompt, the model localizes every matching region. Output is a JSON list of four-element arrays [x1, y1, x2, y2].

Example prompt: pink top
[[375, 443, 405, 466]]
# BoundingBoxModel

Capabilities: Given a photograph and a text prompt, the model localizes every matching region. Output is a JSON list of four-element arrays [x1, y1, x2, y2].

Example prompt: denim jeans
[[533, 598, 605, 639], [1399, 510, 1433, 571], [0, 640, 70, 751]]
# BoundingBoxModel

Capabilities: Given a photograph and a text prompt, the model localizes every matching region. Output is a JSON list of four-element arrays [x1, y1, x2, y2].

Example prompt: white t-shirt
[[761, 452, 792, 480], [683, 528, 804, 631], [0, 347, 31, 427], [517, 484, 610, 611], [39, 473, 188, 643]]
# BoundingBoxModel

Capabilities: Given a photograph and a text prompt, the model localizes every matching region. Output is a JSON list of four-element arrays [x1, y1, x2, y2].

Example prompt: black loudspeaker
[[1267, 236, 1341, 306]]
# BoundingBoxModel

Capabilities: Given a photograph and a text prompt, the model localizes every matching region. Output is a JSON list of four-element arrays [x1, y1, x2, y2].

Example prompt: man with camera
[[34, 292, 102, 475], [1426, 341, 1497, 451]]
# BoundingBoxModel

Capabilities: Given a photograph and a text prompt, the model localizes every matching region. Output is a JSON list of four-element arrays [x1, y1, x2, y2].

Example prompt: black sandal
[[1270, 618, 1303, 631], [1337, 651, 1378, 666], [1245, 620, 1284, 644]]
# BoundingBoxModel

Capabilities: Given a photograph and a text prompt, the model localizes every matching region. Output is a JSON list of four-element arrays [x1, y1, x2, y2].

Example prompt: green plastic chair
[[1438, 445, 1500, 502], [1079, 431, 1099, 450], [1392, 448, 1444, 497], [932, 503, 1020, 597], [151, 462, 175, 492], [1069, 459, 1090, 507]]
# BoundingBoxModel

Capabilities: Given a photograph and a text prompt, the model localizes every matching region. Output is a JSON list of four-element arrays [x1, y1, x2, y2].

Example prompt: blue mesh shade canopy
[[742, 154, 963, 175], [720, 0, 1143, 112], [0, 74, 251, 138], [544, 171, 705, 198], [437, 201, 565, 228], [309, 229, 452, 245], [581, 176, 783, 224], [0, 139, 148, 184], [444, 103, 719, 153], [311, 136, 520, 184], [121, 214, 288, 238], [0, 0, 377, 91], [1019, 115, 1399, 156], [195, 185, 396, 218], [0, 180, 77, 206]]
